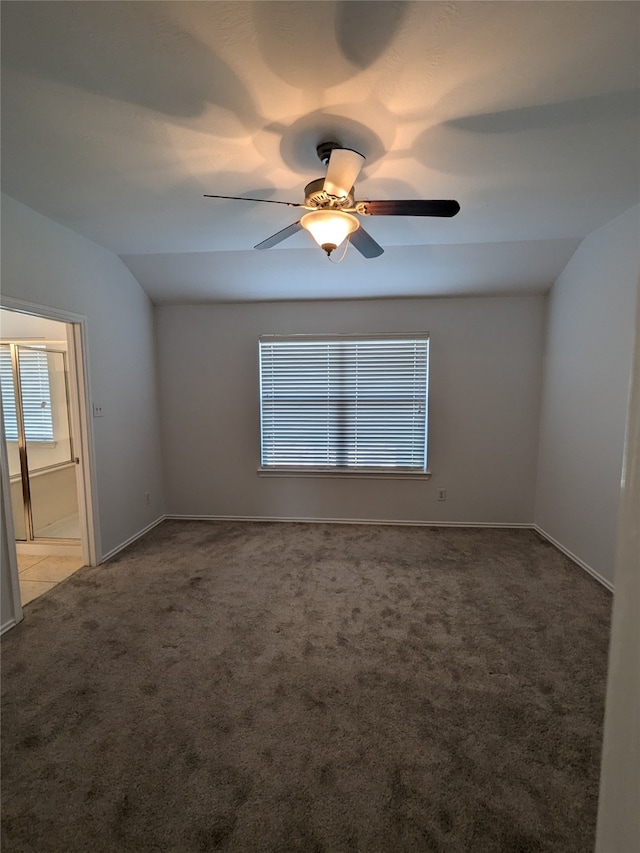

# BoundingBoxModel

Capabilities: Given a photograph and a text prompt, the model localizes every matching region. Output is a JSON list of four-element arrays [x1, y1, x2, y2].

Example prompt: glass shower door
[[18, 346, 79, 540], [0, 344, 27, 540]]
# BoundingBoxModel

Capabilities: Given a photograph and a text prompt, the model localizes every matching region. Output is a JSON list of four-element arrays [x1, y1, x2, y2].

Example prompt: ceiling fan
[[204, 141, 460, 259]]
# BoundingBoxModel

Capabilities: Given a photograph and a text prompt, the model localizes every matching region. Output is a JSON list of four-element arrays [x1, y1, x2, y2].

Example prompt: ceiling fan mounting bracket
[[316, 140, 342, 166]]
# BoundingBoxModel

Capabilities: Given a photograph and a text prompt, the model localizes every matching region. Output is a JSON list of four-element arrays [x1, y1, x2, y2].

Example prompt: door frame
[[0, 297, 100, 576]]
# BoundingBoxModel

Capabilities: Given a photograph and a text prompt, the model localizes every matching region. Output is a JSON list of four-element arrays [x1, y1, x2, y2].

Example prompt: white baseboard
[[533, 525, 614, 592], [100, 516, 166, 563], [166, 513, 532, 529], [106, 515, 613, 593], [1, 616, 21, 636]]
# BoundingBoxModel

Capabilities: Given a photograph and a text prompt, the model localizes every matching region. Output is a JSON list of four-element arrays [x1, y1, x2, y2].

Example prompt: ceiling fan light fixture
[[301, 210, 358, 256]]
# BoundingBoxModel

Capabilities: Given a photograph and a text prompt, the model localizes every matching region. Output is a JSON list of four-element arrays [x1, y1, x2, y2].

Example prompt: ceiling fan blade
[[359, 199, 460, 217], [349, 225, 384, 258], [204, 194, 302, 208], [254, 220, 303, 250], [323, 148, 366, 199]]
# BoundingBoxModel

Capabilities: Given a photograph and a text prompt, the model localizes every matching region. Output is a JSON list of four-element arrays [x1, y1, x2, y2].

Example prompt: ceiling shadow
[[447, 89, 640, 135], [263, 110, 386, 176], [250, 1, 356, 90], [405, 88, 640, 177], [1, 2, 260, 128], [335, 1, 410, 69], [251, 1, 409, 89]]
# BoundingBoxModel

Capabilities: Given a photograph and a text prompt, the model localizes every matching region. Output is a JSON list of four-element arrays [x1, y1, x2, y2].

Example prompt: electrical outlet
[[144, 491, 150, 505], [93, 403, 104, 418], [437, 488, 447, 501]]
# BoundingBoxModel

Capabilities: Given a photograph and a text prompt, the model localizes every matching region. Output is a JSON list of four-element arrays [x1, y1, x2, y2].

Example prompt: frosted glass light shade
[[301, 210, 359, 254]]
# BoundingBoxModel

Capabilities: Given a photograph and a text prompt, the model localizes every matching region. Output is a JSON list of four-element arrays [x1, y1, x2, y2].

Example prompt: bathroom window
[[0, 345, 54, 442]]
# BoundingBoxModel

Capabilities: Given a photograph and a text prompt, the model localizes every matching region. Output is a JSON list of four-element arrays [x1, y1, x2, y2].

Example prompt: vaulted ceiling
[[2, 1, 639, 303]]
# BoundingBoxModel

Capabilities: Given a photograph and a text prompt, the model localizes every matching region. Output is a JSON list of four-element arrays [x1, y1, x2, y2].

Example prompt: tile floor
[[17, 553, 85, 606]]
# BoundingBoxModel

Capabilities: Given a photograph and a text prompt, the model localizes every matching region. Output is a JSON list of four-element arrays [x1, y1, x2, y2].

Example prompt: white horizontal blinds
[[0, 346, 54, 442], [260, 336, 429, 470], [19, 349, 55, 441]]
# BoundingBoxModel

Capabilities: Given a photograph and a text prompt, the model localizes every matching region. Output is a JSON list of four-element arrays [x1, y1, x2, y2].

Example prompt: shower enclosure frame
[[3, 342, 77, 543]]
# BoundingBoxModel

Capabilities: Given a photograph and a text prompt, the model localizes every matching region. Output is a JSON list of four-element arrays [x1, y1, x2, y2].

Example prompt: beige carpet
[[1, 521, 611, 852]]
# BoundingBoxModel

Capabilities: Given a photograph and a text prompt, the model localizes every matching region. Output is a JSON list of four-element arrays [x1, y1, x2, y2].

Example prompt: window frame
[[257, 333, 431, 479]]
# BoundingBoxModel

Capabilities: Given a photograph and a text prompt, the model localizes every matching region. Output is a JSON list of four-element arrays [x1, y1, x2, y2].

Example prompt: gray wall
[[535, 204, 640, 585], [0, 193, 165, 558], [157, 296, 545, 524]]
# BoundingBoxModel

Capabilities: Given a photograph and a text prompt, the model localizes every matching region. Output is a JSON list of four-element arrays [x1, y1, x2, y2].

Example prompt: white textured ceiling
[[2, 1, 639, 303]]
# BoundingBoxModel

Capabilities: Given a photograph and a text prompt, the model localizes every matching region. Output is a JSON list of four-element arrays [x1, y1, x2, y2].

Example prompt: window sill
[[257, 467, 431, 480]]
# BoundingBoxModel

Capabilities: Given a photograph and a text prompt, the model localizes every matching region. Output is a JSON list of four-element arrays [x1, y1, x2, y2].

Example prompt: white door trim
[[66, 321, 99, 566], [0, 296, 101, 569]]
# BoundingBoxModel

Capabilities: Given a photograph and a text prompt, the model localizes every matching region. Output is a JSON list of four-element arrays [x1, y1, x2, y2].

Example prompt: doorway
[[0, 308, 93, 606]]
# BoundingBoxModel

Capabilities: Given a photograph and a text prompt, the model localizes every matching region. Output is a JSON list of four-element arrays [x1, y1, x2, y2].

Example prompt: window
[[0, 346, 54, 442], [259, 334, 429, 475]]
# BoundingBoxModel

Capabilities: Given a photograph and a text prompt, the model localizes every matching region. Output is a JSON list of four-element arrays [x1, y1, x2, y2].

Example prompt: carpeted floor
[[1, 521, 611, 852]]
